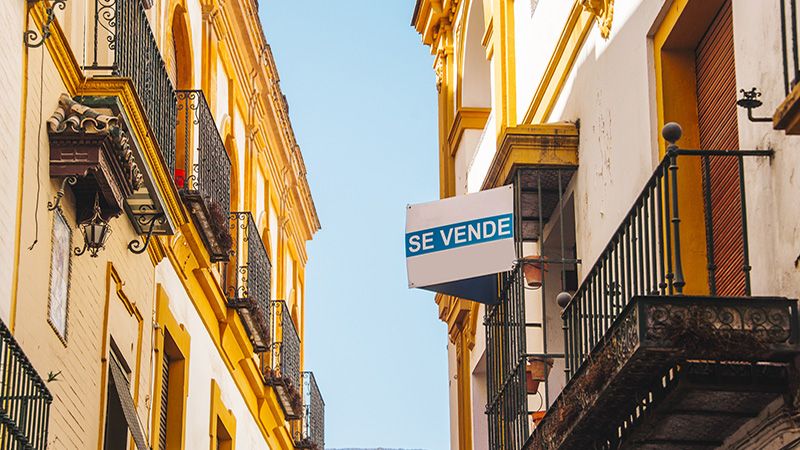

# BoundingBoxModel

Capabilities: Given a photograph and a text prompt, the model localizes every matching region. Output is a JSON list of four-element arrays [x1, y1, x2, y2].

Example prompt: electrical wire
[[28, 42, 46, 251]]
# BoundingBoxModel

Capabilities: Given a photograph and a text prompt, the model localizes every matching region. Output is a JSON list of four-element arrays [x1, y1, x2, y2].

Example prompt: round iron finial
[[662, 122, 682, 145], [556, 291, 572, 309]]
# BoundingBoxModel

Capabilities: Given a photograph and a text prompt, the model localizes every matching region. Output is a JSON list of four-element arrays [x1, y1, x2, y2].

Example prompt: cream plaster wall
[[455, 0, 800, 445], [0, 1, 25, 324], [156, 260, 273, 450], [546, 0, 664, 278], [731, 0, 800, 302], [513, 0, 572, 119], [446, 342, 460, 450]]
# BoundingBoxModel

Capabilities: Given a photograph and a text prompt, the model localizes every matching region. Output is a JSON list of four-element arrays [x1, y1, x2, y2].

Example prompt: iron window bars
[[225, 212, 271, 352], [266, 300, 302, 419], [175, 91, 233, 261], [292, 371, 325, 450], [84, 0, 177, 173], [0, 318, 53, 450], [486, 166, 576, 450], [175, 90, 231, 219]]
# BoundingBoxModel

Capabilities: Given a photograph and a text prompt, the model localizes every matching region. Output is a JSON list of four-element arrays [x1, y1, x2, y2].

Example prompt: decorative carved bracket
[[580, 0, 614, 39]]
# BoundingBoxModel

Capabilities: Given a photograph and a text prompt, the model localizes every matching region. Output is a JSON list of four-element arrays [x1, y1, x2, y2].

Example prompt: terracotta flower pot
[[526, 357, 554, 393], [523, 255, 548, 288]]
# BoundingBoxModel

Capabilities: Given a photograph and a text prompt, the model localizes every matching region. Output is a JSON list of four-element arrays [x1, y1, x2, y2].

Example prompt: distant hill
[[329, 448, 428, 450]]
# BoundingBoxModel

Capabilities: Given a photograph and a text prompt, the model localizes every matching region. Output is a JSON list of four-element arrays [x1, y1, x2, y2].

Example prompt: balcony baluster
[[225, 212, 271, 352]]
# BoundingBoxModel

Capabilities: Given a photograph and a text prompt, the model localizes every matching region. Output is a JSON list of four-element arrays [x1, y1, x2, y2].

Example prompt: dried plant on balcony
[[208, 200, 233, 255], [240, 295, 270, 345]]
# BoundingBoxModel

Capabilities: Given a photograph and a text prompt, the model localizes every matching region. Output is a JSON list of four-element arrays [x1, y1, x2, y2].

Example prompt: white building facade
[[415, 0, 800, 448]]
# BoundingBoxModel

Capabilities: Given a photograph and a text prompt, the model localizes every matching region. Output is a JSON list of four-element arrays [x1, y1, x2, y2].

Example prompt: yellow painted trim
[[30, 1, 188, 230], [522, 1, 594, 124], [97, 263, 146, 450], [483, 123, 579, 189], [210, 379, 237, 450], [152, 285, 191, 450], [10, 5, 32, 332], [652, 0, 722, 295], [448, 107, 491, 155], [78, 78, 188, 226], [493, 0, 516, 131], [161, 237, 292, 445], [25, 1, 315, 445]]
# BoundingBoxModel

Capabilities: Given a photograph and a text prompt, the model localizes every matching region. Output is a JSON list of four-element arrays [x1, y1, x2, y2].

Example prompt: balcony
[[224, 212, 271, 352], [774, 0, 800, 132], [265, 301, 302, 420], [0, 319, 53, 450], [176, 91, 232, 261], [292, 372, 325, 450], [83, 0, 176, 173], [522, 129, 800, 449]]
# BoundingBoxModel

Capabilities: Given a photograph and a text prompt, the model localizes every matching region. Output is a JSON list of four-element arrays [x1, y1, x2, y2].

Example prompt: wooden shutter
[[158, 352, 170, 450], [695, 0, 745, 296], [108, 356, 149, 450]]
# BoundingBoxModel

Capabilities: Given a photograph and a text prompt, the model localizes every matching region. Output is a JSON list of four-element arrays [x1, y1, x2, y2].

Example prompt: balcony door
[[695, 0, 745, 296]]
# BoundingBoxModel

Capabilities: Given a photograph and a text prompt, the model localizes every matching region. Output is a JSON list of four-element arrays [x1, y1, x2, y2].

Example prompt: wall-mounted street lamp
[[737, 87, 772, 123], [74, 195, 112, 258]]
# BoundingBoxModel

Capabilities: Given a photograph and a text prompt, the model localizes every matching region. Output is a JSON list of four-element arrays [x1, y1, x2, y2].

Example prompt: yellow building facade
[[415, 0, 800, 449], [0, 0, 324, 449]]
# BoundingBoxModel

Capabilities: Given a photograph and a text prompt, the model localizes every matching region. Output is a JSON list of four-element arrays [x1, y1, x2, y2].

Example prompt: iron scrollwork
[[127, 207, 166, 254], [24, 0, 67, 48], [47, 175, 78, 212]]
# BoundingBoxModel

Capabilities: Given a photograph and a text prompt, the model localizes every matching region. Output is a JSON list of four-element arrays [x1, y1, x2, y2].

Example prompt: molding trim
[[522, 1, 594, 124], [483, 123, 579, 189], [448, 107, 491, 154]]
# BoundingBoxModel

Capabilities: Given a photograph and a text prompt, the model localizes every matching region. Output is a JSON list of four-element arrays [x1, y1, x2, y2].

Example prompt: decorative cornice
[[482, 123, 579, 189]]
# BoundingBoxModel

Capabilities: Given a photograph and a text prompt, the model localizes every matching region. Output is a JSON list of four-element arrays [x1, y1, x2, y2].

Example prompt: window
[[209, 380, 236, 450], [102, 349, 148, 450], [152, 287, 191, 450]]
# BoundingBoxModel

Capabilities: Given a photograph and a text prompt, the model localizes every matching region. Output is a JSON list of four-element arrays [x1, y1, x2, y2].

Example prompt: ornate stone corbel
[[580, 0, 614, 39], [434, 57, 445, 93]]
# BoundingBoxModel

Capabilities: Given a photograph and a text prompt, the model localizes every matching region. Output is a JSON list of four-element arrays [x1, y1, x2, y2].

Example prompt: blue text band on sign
[[406, 213, 514, 257]]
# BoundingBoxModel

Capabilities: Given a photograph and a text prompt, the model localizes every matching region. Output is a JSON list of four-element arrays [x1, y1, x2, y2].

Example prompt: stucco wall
[[157, 260, 273, 449], [0, 2, 25, 324]]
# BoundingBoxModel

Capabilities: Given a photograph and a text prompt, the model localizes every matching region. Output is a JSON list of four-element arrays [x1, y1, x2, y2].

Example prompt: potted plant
[[526, 356, 553, 393], [523, 255, 548, 288]]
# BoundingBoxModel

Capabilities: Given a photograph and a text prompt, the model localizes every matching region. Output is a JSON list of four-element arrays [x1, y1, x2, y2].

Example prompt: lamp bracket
[[48, 175, 78, 212], [128, 213, 166, 255], [24, 0, 67, 48], [737, 87, 772, 123]]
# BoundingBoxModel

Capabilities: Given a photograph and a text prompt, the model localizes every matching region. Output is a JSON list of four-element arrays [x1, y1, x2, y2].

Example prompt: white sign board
[[405, 185, 516, 289]]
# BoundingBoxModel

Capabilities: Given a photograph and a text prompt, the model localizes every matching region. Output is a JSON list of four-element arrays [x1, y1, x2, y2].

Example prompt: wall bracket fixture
[[737, 88, 772, 123], [24, 0, 67, 48], [128, 212, 166, 255], [47, 175, 78, 212]]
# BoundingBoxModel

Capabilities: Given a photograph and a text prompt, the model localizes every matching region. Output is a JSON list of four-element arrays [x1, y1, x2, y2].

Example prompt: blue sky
[[259, 2, 449, 449]]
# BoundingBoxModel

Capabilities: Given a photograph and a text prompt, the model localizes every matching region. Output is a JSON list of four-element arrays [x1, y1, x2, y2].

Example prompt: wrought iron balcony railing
[[225, 212, 271, 352], [520, 126, 798, 449], [781, 0, 800, 96], [292, 372, 325, 450], [84, 0, 177, 173], [176, 91, 232, 260], [561, 136, 770, 380], [265, 300, 302, 419], [0, 319, 53, 450]]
